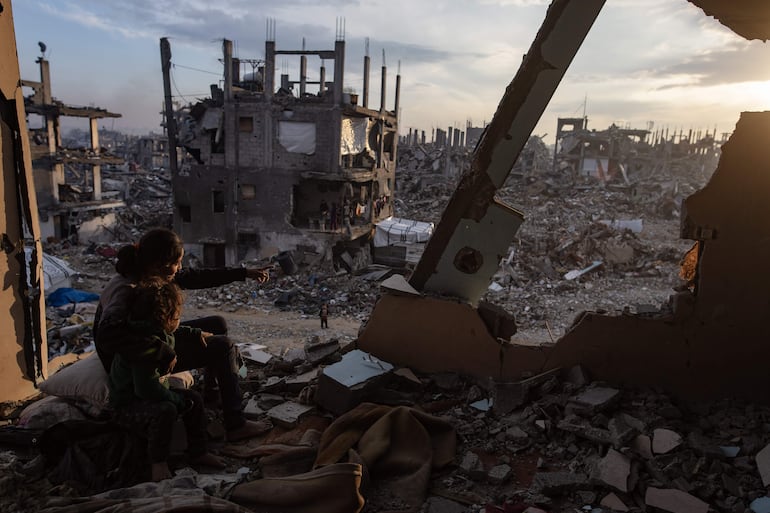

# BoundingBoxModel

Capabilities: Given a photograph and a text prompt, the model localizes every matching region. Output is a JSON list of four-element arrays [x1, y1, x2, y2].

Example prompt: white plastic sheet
[[278, 121, 316, 154], [374, 217, 434, 248], [340, 117, 368, 155]]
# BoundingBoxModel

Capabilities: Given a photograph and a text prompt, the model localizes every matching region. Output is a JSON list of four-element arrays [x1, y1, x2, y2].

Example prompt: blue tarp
[[47, 288, 100, 307]]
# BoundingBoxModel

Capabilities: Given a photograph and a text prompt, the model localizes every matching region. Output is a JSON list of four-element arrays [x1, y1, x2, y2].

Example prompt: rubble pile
[[394, 141, 714, 337], [5, 337, 770, 513]]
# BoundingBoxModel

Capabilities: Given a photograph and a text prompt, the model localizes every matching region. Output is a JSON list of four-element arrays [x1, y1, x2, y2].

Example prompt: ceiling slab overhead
[[688, 0, 770, 41]]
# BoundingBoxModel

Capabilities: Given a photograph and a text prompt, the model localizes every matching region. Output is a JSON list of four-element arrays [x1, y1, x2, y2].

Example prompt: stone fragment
[[653, 428, 683, 454], [757, 443, 770, 486], [567, 386, 620, 416], [750, 496, 770, 513], [488, 464, 512, 484], [243, 396, 265, 418], [532, 472, 589, 495], [285, 368, 318, 393], [459, 451, 485, 481], [557, 416, 614, 445], [266, 401, 314, 428], [304, 338, 340, 364], [645, 487, 708, 513], [506, 426, 529, 440], [592, 448, 631, 492], [600, 492, 629, 512]]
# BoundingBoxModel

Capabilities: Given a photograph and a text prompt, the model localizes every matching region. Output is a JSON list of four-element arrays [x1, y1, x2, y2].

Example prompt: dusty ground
[[186, 305, 362, 355]]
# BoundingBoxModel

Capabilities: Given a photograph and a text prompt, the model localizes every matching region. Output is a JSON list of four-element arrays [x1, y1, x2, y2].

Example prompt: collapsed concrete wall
[[0, 1, 48, 404]]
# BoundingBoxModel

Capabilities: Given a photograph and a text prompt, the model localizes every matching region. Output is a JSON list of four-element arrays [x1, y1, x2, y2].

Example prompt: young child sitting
[[108, 277, 226, 482]]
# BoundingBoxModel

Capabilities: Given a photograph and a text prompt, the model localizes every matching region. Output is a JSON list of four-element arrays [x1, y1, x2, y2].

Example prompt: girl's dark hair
[[115, 228, 183, 279], [130, 277, 183, 333]]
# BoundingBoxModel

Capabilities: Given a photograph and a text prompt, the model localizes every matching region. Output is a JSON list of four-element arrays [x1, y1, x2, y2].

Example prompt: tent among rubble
[[372, 217, 434, 267], [24, 247, 77, 295]]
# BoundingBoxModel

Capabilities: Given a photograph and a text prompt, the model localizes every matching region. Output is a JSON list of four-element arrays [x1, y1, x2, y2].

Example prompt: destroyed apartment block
[[552, 116, 723, 184], [162, 24, 400, 268], [21, 54, 125, 243]]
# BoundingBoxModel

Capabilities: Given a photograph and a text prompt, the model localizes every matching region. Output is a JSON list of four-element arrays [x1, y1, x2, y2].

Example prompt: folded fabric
[[314, 402, 456, 513], [229, 462, 364, 513], [47, 287, 100, 307]]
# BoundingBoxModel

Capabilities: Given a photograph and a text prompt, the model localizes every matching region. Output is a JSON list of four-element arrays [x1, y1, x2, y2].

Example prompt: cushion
[[39, 352, 193, 412]]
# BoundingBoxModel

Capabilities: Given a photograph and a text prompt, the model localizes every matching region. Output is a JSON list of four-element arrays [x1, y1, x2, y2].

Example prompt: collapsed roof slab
[[688, 0, 770, 41]]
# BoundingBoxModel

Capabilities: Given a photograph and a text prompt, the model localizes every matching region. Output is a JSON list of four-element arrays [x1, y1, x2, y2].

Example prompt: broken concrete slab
[[600, 492, 629, 512], [644, 487, 708, 513], [567, 386, 620, 416], [487, 464, 512, 485], [632, 434, 654, 460], [493, 368, 562, 415], [531, 472, 590, 495], [591, 448, 630, 492], [380, 274, 420, 296], [459, 451, 485, 481], [285, 369, 319, 393], [243, 396, 265, 418], [266, 401, 314, 429], [757, 443, 770, 486], [653, 428, 683, 454], [304, 338, 340, 365], [315, 349, 393, 415]]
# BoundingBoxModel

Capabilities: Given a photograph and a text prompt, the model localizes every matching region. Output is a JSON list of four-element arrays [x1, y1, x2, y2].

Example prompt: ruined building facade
[[23, 57, 124, 242], [164, 31, 399, 267]]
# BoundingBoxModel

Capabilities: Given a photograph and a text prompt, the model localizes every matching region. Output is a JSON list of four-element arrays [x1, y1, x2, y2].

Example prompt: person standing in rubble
[[94, 227, 272, 442], [320, 200, 329, 231], [319, 302, 329, 329], [108, 276, 226, 481]]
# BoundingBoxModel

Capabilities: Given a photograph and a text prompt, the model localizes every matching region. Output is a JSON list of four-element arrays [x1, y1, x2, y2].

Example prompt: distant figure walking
[[319, 303, 329, 329]]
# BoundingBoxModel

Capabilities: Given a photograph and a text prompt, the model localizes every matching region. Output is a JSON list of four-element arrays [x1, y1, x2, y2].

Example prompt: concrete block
[[632, 434, 653, 459], [644, 487, 708, 513], [266, 401, 314, 429], [488, 464, 512, 484], [757, 443, 770, 486], [243, 396, 265, 418], [600, 492, 629, 512], [315, 349, 393, 415], [459, 451, 485, 481], [563, 364, 589, 387], [557, 417, 614, 445], [653, 428, 683, 454], [505, 426, 529, 441], [532, 472, 589, 495], [567, 386, 621, 415], [305, 339, 340, 365], [285, 368, 319, 393], [591, 448, 630, 492], [239, 343, 273, 364]]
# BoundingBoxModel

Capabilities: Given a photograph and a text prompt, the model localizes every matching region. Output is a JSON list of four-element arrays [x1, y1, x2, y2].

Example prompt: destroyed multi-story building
[[22, 55, 125, 242], [552, 117, 724, 182], [162, 27, 400, 267]]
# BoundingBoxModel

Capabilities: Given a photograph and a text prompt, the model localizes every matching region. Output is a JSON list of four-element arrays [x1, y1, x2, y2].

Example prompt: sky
[[9, 0, 770, 143]]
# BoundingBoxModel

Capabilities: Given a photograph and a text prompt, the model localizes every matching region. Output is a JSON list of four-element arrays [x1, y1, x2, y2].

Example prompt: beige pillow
[[39, 352, 193, 411]]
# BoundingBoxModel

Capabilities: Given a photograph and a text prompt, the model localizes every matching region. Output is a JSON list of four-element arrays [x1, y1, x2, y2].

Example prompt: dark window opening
[[240, 184, 256, 200], [179, 204, 191, 222], [239, 116, 254, 132], [203, 243, 226, 267], [237, 232, 259, 261], [212, 190, 225, 213]]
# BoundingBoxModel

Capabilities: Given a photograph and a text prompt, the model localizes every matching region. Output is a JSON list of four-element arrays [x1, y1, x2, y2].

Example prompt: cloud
[[654, 42, 770, 87]]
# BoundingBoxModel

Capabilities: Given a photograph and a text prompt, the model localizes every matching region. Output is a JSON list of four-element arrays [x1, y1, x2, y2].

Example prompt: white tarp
[[278, 121, 316, 154], [340, 117, 368, 155], [374, 217, 434, 248], [24, 247, 77, 295]]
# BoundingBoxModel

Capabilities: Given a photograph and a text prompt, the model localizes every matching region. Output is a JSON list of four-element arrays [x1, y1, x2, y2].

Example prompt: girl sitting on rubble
[[108, 276, 226, 482]]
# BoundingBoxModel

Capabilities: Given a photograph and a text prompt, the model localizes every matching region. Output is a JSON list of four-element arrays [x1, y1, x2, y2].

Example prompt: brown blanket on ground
[[314, 402, 457, 512]]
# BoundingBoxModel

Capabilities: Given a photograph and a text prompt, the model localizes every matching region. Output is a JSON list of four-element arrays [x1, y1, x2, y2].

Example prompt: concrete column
[[394, 72, 401, 118], [300, 55, 307, 97], [380, 66, 387, 112], [264, 41, 275, 100], [333, 40, 345, 105], [89, 117, 101, 200], [319, 65, 326, 95], [363, 55, 370, 108], [223, 39, 233, 103]]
